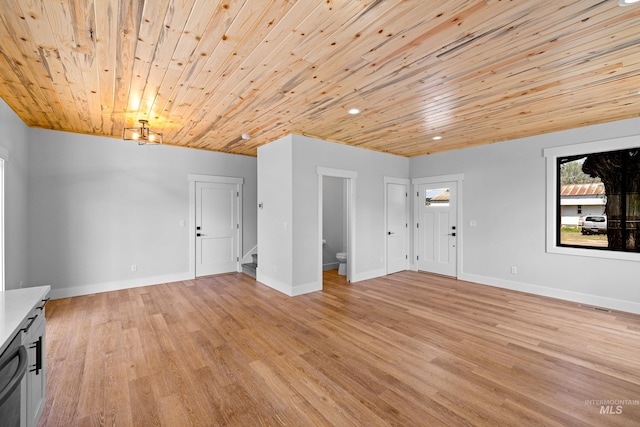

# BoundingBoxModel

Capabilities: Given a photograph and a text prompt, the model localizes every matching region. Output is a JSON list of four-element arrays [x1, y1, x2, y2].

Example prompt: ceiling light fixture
[[123, 119, 163, 145], [619, 0, 640, 6], [432, 136, 442, 140], [241, 133, 251, 140], [348, 108, 361, 115]]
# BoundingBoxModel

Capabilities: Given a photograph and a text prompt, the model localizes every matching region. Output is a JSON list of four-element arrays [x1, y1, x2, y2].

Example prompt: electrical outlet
[[131, 265, 137, 272], [511, 266, 517, 274]]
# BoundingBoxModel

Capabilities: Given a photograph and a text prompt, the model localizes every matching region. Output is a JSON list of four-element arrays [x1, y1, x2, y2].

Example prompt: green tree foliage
[[560, 159, 601, 185]]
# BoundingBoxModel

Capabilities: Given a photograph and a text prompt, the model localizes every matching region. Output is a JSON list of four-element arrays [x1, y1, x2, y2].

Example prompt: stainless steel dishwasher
[[0, 332, 28, 427]]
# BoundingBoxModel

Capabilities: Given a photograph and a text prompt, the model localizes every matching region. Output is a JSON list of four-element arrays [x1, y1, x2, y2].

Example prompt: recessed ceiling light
[[348, 108, 361, 115], [432, 136, 442, 140], [241, 133, 251, 140], [619, 0, 640, 6]]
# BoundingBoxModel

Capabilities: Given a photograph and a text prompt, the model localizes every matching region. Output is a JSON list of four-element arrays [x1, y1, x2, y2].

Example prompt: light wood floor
[[39, 270, 640, 426]]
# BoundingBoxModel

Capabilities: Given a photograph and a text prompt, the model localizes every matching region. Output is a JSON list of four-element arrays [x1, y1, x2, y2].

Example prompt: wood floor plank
[[39, 270, 640, 426]]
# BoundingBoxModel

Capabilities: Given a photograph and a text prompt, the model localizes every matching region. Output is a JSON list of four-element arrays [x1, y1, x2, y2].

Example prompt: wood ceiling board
[[1, 0, 640, 157], [94, 0, 120, 134]]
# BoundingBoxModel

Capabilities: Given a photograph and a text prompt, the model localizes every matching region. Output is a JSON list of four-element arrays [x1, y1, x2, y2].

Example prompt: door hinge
[[417, 255, 419, 260], [405, 255, 408, 260], [416, 223, 419, 228], [237, 223, 239, 229], [237, 191, 239, 197], [417, 191, 419, 197], [405, 192, 408, 197], [405, 223, 408, 228]]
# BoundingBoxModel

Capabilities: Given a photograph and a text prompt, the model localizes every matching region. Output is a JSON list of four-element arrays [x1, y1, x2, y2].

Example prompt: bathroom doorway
[[322, 176, 348, 272], [317, 167, 357, 285]]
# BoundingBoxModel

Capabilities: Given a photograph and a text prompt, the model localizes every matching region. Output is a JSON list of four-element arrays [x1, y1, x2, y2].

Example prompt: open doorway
[[322, 176, 348, 273], [317, 167, 357, 286]]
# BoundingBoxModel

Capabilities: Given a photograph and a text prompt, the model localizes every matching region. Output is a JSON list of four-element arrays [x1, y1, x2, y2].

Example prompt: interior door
[[386, 182, 408, 274], [195, 182, 239, 276], [417, 181, 457, 276]]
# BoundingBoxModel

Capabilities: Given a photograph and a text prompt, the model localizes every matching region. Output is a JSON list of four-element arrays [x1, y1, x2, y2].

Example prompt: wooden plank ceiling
[[0, 0, 639, 157]]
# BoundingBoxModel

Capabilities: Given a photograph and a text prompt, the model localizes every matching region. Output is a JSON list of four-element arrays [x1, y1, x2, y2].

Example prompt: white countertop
[[0, 286, 50, 354]]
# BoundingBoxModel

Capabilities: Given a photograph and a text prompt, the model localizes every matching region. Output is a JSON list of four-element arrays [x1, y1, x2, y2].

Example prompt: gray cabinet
[[0, 286, 50, 427], [20, 301, 47, 427]]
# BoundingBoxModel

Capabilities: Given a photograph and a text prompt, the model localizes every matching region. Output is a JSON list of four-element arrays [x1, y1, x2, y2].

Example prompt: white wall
[[0, 100, 30, 290], [256, 136, 294, 293], [26, 128, 257, 298], [410, 117, 640, 314]]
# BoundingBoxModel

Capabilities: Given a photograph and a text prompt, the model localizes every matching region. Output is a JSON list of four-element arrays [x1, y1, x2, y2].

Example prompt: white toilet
[[336, 252, 347, 276]]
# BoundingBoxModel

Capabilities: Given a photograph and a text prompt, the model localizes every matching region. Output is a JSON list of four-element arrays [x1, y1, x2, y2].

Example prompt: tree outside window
[[558, 148, 640, 252]]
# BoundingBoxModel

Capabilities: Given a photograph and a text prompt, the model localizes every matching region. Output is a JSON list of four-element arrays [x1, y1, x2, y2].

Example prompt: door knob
[[388, 231, 395, 235], [448, 232, 456, 236]]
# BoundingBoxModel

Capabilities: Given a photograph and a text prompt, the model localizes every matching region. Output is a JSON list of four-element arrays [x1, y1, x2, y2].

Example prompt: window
[[545, 136, 640, 261], [557, 148, 639, 252], [424, 187, 450, 206]]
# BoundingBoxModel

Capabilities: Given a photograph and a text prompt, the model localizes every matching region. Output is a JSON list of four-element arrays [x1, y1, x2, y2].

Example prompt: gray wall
[[0, 101, 30, 290], [25, 128, 257, 298], [410, 117, 640, 313]]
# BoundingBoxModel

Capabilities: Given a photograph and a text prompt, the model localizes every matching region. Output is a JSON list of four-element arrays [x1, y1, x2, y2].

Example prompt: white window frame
[[544, 135, 640, 262]]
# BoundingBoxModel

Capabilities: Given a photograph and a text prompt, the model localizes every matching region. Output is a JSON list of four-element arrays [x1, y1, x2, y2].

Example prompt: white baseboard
[[256, 272, 293, 296], [458, 272, 640, 315], [47, 272, 193, 300], [291, 280, 322, 296], [350, 268, 386, 283], [255, 272, 322, 297]]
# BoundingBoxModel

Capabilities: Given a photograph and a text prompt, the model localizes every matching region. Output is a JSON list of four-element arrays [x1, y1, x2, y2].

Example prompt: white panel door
[[386, 182, 408, 274], [195, 182, 239, 276], [417, 182, 457, 276]]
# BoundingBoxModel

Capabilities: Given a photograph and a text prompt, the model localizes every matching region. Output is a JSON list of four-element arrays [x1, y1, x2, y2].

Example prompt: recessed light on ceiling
[[619, 0, 640, 6], [241, 133, 251, 140], [348, 108, 361, 115], [432, 136, 442, 140]]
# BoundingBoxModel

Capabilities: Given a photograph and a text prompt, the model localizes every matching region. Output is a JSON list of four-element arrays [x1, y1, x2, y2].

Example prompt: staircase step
[[242, 262, 257, 279]]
